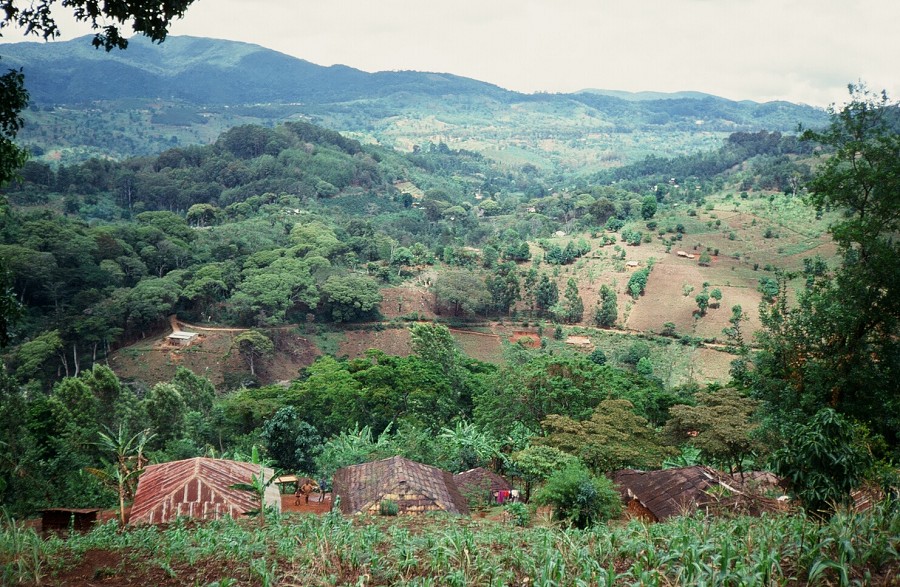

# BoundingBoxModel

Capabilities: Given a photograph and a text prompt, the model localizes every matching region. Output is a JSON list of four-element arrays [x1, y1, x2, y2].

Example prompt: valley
[[0, 22, 897, 587]]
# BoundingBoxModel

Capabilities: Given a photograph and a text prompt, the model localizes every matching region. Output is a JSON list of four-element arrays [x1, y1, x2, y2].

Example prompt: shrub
[[534, 463, 622, 528], [588, 348, 607, 365], [379, 500, 399, 516], [636, 356, 654, 377], [621, 340, 651, 365], [505, 502, 531, 527]]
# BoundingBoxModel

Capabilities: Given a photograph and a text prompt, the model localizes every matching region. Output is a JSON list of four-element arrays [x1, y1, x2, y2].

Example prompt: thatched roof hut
[[612, 466, 722, 522], [130, 457, 279, 524], [454, 467, 511, 495], [613, 466, 789, 522], [332, 456, 469, 516]]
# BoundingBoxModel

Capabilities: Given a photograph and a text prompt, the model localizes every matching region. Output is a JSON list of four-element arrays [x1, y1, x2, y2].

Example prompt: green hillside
[[0, 48, 896, 585]]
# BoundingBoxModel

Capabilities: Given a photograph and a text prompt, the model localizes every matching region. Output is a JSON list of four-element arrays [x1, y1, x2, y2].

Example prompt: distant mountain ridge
[[4, 35, 816, 113], [1, 35, 828, 169], [1, 35, 513, 105], [577, 89, 721, 102]]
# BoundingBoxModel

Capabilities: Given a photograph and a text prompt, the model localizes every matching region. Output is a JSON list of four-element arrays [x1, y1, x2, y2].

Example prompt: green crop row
[[3, 501, 898, 586]]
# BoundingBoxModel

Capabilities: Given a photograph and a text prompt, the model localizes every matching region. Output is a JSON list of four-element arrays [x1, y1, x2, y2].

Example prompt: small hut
[[332, 456, 469, 516], [454, 467, 515, 505], [612, 466, 792, 521], [130, 457, 280, 524], [167, 331, 198, 346], [612, 466, 722, 522], [39, 508, 100, 532]]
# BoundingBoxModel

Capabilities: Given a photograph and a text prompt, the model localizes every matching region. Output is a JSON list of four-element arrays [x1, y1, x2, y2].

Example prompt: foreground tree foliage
[[753, 88, 900, 440], [752, 86, 900, 508], [771, 408, 871, 516]]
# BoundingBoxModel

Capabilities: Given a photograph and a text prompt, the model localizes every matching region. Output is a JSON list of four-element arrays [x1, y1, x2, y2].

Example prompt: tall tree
[[561, 278, 584, 323], [535, 274, 558, 316], [753, 86, 900, 452], [594, 284, 617, 328], [320, 274, 382, 322], [485, 263, 520, 315], [664, 388, 761, 474], [232, 330, 274, 376], [143, 382, 187, 446], [431, 270, 489, 316], [261, 407, 322, 474], [539, 399, 673, 473]]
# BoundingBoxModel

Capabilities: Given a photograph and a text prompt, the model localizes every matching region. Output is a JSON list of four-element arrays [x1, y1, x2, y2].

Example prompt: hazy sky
[[2, 0, 898, 107]]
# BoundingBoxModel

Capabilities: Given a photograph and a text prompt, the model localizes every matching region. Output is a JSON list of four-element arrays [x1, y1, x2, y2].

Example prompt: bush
[[621, 340, 651, 365], [534, 463, 622, 528], [379, 500, 399, 516], [505, 502, 531, 527], [588, 348, 607, 366], [636, 356, 654, 376]]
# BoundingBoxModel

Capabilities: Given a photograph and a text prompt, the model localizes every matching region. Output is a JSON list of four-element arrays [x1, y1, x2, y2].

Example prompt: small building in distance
[[130, 457, 279, 524], [454, 467, 515, 505], [332, 456, 469, 516], [166, 331, 198, 346]]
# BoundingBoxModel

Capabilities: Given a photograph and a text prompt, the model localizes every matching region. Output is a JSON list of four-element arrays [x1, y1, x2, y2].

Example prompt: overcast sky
[[3, 0, 898, 107]]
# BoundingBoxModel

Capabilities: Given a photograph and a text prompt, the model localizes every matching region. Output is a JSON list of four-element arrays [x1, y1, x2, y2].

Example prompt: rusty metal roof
[[333, 456, 469, 515], [453, 467, 512, 495], [612, 466, 720, 521], [130, 457, 280, 525]]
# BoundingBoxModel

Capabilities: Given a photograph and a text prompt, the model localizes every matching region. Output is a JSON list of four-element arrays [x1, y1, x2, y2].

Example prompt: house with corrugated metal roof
[[130, 457, 280, 524], [332, 456, 469, 516]]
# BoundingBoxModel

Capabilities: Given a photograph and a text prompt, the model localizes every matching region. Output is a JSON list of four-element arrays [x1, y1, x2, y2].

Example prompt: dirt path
[[173, 316, 306, 333], [170, 315, 746, 353], [280, 493, 331, 515]]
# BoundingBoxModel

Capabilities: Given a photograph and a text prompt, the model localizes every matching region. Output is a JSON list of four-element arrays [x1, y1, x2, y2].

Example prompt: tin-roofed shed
[[130, 457, 279, 524], [332, 456, 469, 516]]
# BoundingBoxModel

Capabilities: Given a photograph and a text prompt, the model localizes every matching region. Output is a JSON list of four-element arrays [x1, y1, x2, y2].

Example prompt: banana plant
[[86, 425, 155, 526], [230, 445, 279, 526]]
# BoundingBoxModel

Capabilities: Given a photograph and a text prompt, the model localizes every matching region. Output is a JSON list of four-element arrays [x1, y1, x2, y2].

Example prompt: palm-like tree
[[87, 425, 155, 525]]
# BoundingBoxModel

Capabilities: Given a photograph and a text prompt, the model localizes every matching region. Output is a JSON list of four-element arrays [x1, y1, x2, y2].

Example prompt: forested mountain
[[3, 36, 828, 170], [1, 35, 513, 105]]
